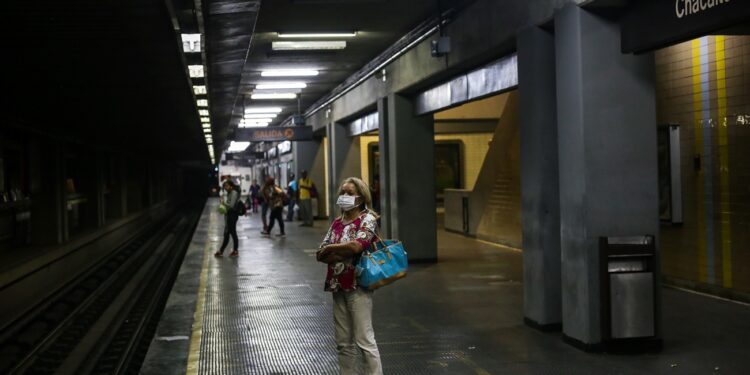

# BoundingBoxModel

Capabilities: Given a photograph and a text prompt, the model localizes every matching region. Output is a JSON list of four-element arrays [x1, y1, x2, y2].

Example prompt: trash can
[[599, 236, 659, 347]]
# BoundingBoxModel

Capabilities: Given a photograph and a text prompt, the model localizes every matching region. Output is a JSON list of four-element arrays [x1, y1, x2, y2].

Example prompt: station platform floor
[[142, 198, 750, 374]]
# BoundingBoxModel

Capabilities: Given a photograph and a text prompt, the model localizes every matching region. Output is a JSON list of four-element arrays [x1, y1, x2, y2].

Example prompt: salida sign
[[621, 0, 750, 53], [235, 126, 313, 142]]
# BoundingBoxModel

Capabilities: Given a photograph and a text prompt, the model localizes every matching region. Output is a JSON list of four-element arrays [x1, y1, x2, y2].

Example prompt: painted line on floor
[[475, 238, 522, 252], [186, 223, 214, 374]]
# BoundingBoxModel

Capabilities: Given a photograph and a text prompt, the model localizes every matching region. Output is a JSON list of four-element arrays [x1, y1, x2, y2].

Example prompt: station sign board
[[235, 126, 314, 142], [622, 0, 750, 53]]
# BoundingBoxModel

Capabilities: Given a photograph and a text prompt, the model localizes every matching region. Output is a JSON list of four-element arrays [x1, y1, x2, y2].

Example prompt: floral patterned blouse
[[319, 210, 378, 292]]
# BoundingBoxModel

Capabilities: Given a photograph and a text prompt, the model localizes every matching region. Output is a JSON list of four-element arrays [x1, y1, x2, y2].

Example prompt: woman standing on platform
[[215, 179, 240, 257], [316, 177, 382, 375]]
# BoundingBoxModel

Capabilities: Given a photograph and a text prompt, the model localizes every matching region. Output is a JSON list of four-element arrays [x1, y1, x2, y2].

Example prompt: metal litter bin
[[600, 236, 658, 343]]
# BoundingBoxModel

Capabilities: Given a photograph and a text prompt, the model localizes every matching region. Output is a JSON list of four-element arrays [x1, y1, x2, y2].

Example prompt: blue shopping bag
[[356, 238, 408, 290]]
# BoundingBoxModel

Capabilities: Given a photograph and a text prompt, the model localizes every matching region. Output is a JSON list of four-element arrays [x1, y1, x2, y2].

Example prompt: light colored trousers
[[299, 198, 313, 225], [333, 289, 383, 375]]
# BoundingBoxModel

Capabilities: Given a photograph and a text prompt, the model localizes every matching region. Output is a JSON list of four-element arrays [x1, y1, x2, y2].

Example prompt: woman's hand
[[316, 242, 364, 264]]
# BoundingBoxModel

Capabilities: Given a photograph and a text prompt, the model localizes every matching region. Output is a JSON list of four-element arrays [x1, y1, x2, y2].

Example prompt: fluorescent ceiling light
[[201, 117, 210, 123], [278, 32, 356, 38], [199, 109, 209, 116], [251, 93, 297, 100], [181, 33, 201, 53], [241, 117, 273, 123], [228, 141, 250, 153], [197, 99, 208, 107], [261, 69, 318, 77], [239, 123, 270, 128], [203, 128, 211, 133], [272, 41, 346, 51], [202, 124, 211, 129], [245, 106, 283, 113], [244, 113, 278, 119], [188, 65, 204, 78], [193, 85, 207, 95], [255, 82, 307, 90]]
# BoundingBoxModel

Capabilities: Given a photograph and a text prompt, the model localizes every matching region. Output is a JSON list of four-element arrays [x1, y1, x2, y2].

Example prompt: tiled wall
[[656, 35, 750, 300]]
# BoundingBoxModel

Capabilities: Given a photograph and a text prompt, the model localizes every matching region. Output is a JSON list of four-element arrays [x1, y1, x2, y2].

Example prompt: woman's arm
[[316, 241, 364, 263]]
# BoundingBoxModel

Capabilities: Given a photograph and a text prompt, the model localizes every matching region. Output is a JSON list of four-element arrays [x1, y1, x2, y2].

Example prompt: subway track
[[0, 204, 203, 374]]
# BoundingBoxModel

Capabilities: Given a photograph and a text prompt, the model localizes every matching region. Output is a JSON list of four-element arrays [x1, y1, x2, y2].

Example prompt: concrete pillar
[[555, 4, 659, 348], [386, 94, 436, 262], [326, 122, 361, 220], [293, 141, 318, 178], [377, 97, 392, 237], [517, 26, 562, 330]]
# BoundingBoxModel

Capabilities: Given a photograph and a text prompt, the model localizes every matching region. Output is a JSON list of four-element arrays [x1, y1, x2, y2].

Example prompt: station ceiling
[[203, 0, 476, 154]]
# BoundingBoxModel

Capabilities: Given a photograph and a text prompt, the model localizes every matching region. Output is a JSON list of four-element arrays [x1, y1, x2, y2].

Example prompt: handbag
[[356, 237, 408, 290]]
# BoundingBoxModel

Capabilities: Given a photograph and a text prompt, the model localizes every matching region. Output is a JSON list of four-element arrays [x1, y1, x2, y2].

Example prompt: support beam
[[518, 26, 562, 331], [385, 94, 436, 262], [555, 4, 659, 349]]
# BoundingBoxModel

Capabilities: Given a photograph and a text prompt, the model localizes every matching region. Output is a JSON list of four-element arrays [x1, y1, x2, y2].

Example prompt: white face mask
[[336, 195, 359, 211]]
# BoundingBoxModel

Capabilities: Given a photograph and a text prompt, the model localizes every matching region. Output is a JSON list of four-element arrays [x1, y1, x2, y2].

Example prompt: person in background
[[260, 176, 278, 233], [286, 173, 298, 222], [261, 177, 286, 237], [260, 176, 274, 232], [316, 177, 382, 374], [215, 179, 240, 257], [297, 170, 316, 227], [249, 179, 260, 213]]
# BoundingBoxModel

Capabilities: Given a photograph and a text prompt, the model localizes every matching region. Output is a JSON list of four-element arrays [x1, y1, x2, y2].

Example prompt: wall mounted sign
[[622, 0, 750, 53], [236, 126, 313, 142]]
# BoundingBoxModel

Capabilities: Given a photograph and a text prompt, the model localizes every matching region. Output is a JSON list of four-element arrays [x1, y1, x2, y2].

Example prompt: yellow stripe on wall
[[691, 38, 708, 283], [715, 36, 732, 288]]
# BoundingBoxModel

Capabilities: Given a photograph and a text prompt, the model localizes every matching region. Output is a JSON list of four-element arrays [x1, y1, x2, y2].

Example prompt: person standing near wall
[[286, 173, 298, 222], [298, 170, 316, 227], [215, 179, 240, 257]]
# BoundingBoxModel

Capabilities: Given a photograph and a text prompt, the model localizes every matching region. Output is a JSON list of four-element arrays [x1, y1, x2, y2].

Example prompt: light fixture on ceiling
[[203, 128, 211, 133], [245, 106, 283, 113], [201, 117, 210, 123], [255, 82, 307, 90], [202, 123, 211, 129], [199, 109, 209, 116], [197, 99, 208, 107], [272, 41, 346, 51], [261, 69, 319, 77], [188, 65, 204, 78], [244, 113, 278, 119], [251, 93, 297, 100], [193, 85, 207, 95], [241, 117, 273, 123], [277, 32, 357, 38], [181, 34, 201, 53], [228, 141, 250, 152]]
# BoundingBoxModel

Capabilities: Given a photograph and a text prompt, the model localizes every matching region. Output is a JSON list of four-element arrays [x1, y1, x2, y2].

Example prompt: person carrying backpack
[[215, 179, 241, 257]]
